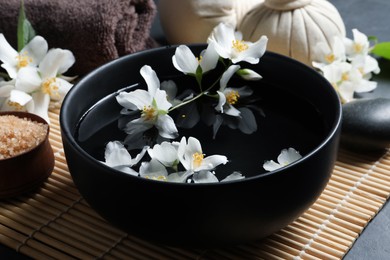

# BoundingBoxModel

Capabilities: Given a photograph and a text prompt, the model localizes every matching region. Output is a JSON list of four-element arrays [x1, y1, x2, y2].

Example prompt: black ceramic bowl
[[60, 45, 342, 247]]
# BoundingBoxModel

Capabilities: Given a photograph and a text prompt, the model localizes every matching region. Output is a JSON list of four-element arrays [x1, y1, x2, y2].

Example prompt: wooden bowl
[[0, 111, 54, 199]]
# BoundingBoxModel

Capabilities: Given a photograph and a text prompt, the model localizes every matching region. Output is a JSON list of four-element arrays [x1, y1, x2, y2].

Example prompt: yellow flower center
[[16, 52, 32, 69], [142, 105, 157, 121], [341, 72, 349, 81], [196, 55, 203, 64], [325, 53, 335, 63], [145, 175, 167, 181], [192, 152, 204, 168], [41, 77, 60, 98], [353, 43, 363, 53], [7, 101, 25, 110], [232, 40, 248, 52], [225, 90, 240, 105]]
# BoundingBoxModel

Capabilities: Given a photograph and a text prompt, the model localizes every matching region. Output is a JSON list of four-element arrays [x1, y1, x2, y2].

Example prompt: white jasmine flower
[[178, 136, 228, 172], [139, 159, 169, 181], [0, 34, 48, 79], [139, 159, 192, 183], [1, 89, 34, 112], [312, 36, 346, 69], [350, 54, 380, 78], [172, 43, 219, 75], [207, 22, 268, 64], [147, 141, 180, 168], [320, 61, 355, 103], [263, 148, 302, 171], [13, 48, 75, 122], [344, 29, 370, 58], [319, 60, 377, 103], [116, 65, 179, 139], [216, 65, 253, 116], [103, 141, 148, 176]]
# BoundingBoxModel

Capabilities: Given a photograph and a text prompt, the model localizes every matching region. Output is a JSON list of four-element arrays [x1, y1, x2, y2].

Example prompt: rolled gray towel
[[0, 0, 158, 75]]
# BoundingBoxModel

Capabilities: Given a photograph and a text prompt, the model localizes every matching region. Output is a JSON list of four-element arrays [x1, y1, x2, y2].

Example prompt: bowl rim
[[60, 44, 342, 186]]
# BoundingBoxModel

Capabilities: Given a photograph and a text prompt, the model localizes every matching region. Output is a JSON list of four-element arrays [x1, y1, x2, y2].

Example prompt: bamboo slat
[[0, 109, 389, 259]]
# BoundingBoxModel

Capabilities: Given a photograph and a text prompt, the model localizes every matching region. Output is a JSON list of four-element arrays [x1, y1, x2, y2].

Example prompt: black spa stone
[[341, 98, 390, 151]]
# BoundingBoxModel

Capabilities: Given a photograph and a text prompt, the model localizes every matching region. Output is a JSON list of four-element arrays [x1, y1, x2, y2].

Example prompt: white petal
[[130, 145, 149, 165], [154, 89, 172, 111], [220, 65, 240, 90], [9, 89, 32, 106], [39, 48, 75, 78], [21, 36, 48, 66], [193, 171, 219, 183], [0, 34, 18, 78], [187, 136, 202, 155], [199, 42, 219, 73], [111, 165, 139, 176], [338, 81, 355, 103], [155, 114, 178, 139], [263, 160, 282, 171], [52, 77, 73, 101], [224, 104, 241, 117], [221, 172, 245, 182], [215, 91, 226, 113], [148, 141, 178, 167], [116, 89, 152, 110], [354, 79, 377, 93], [172, 45, 198, 74], [104, 141, 133, 167], [277, 148, 302, 165], [167, 171, 192, 183], [139, 159, 168, 181], [140, 65, 160, 96], [207, 23, 236, 59], [0, 82, 14, 97], [250, 35, 269, 56], [196, 155, 228, 171], [15, 67, 42, 93], [234, 36, 268, 64], [178, 136, 190, 170], [31, 92, 51, 123]]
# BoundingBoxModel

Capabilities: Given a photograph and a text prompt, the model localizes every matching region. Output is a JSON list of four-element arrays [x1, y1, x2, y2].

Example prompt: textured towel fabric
[[0, 0, 157, 76]]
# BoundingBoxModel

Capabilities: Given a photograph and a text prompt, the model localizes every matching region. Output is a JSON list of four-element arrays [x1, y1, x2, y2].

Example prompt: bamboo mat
[[1, 109, 390, 260]]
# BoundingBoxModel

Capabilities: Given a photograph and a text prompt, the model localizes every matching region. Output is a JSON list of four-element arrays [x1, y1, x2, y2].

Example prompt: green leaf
[[17, 0, 36, 51], [371, 42, 390, 60], [195, 66, 203, 90], [368, 36, 378, 44]]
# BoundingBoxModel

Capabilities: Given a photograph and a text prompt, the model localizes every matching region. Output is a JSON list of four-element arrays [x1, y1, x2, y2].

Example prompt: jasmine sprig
[[17, 0, 36, 51]]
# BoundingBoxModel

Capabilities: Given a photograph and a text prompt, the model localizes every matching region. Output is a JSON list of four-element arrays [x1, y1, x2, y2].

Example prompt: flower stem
[[169, 73, 223, 112]]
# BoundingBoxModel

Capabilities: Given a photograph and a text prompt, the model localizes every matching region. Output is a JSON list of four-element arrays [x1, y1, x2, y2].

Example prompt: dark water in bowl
[[75, 77, 328, 178]]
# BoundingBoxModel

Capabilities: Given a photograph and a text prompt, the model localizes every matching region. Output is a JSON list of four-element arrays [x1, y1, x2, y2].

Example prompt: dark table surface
[[1, 0, 390, 259]]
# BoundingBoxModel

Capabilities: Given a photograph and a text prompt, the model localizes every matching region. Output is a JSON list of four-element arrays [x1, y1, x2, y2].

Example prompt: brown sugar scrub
[[0, 112, 54, 199], [0, 115, 49, 159]]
